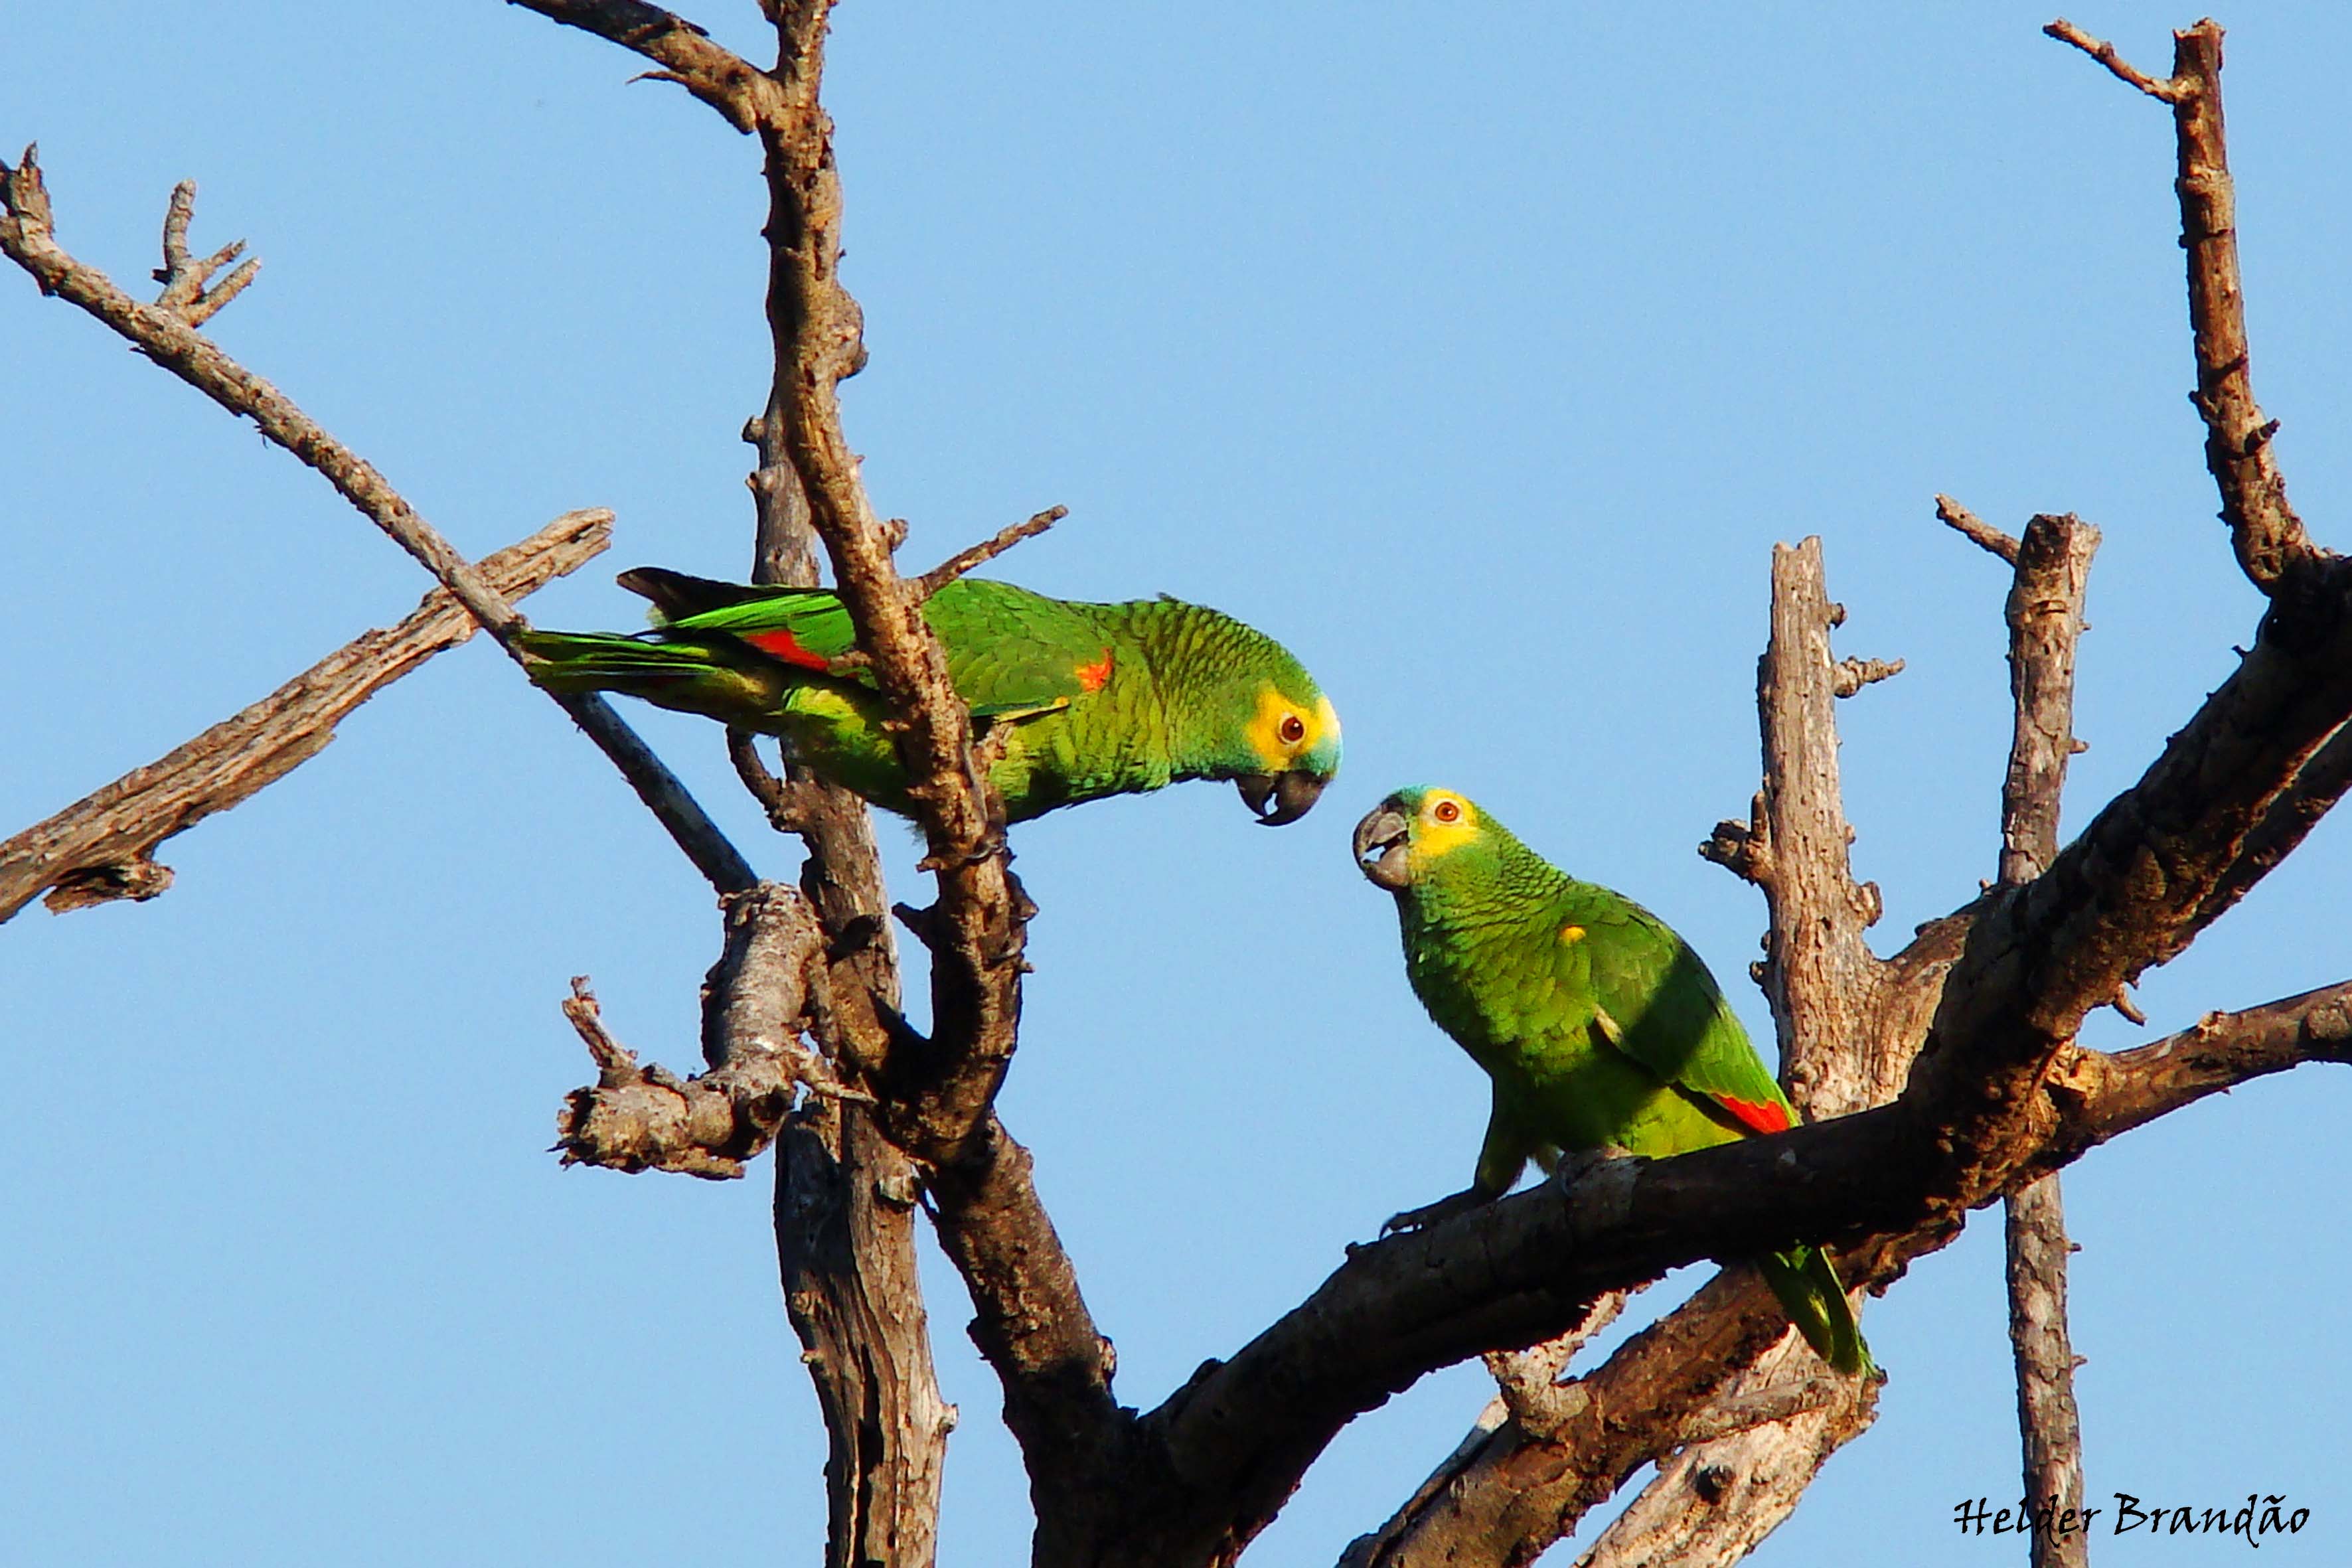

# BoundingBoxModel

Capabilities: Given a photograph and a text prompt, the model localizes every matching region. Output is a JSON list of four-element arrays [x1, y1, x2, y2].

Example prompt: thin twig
[[1832, 655, 1904, 697], [1698, 791, 1772, 888], [0, 150, 755, 894], [2051, 19, 2327, 593], [910, 505, 1068, 600], [1936, 493, 2021, 564], [2044, 19, 2186, 102], [151, 179, 257, 326]]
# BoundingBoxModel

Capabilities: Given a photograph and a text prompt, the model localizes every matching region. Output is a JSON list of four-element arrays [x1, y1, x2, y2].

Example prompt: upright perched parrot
[[518, 570, 1341, 825], [1352, 786, 1871, 1375]]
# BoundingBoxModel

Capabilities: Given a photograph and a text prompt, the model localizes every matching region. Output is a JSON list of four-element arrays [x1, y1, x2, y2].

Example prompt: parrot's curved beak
[[1353, 803, 1412, 890], [1236, 769, 1330, 826]]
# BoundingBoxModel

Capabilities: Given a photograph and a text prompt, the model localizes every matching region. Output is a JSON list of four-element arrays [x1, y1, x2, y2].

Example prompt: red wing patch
[[740, 628, 833, 672], [1715, 1095, 1794, 1137], [1075, 649, 1114, 692]]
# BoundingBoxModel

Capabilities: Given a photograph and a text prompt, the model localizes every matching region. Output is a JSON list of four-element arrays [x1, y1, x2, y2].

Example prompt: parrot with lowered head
[[1352, 785, 1871, 1375], [518, 570, 1340, 826]]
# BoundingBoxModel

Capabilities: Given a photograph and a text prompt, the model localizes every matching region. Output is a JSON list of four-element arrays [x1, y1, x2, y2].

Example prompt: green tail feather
[[1755, 1245, 1874, 1377], [513, 628, 789, 723]]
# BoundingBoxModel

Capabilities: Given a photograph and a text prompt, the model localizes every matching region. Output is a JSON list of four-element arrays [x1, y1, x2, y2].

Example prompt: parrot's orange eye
[[1279, 714, 1306, 745], [1432, 799, 1462, 824]]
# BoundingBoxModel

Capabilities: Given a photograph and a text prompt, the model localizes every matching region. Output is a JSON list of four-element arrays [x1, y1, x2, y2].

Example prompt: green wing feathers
[[645, 574, 1113, 714], [1575, 896, 1869, 1372], [1569, 892, 1798, 1136]]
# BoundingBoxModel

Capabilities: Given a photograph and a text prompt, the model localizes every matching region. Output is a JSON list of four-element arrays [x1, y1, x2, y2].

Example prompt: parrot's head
[[1352, 785, 1498, 892], [1209, 653, 1342, 827], [1144, 600, 1339, 823]]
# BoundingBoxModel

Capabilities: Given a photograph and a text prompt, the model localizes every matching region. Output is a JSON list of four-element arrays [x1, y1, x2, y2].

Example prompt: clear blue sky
[[8, 3, 2349, 1563]]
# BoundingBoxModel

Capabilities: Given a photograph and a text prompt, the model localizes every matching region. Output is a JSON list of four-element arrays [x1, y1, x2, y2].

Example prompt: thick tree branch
[[2050, 18, 2323, 593], [1700, 538, 1895, 1101], [779, 1100, 957, 1568], [2034, 980, 2352, 1169], [744, 2, 1032, 1175], [1334, 1271, 1818, 1568], [1984, 510, 2100, 1568], [728, 79, 948, 1568], [751, 428, 951, 1568], [519, 0, 1087, 1547], [0, 147, 754, 894], [1338, 1293, 1628, 1568], [1238, 966, 2351, 1568], [1, 510, 610, 922], [1993, 514, 2098, 888], [926, 1115, 1125, 1553], [756, 3, 1125, 1542], [1573, 1338, 1875, 1568], [2189, 716, 2352, 933], [1473, 971, 2347, 1568], [1903, 15, 2352, 1215]]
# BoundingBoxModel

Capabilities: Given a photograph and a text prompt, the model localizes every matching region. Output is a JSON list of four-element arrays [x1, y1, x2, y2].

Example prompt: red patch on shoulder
[[740, 628, 832, 672], [1075, 649, 1114, 692], [1716, 1095, 1794, 1137]]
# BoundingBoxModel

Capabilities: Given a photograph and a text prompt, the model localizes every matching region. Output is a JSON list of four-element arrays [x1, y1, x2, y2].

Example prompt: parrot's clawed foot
[[1378, 1186, 1494, 1239]]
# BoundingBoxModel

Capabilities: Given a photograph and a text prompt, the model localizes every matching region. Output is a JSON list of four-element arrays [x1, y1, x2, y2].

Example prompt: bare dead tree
[[9, 11, 2351, 1568]]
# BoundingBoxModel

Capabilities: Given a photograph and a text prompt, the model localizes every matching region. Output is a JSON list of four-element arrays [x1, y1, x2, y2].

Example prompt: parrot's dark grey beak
[[1237, 769, 1329, 826], [1353, 803, 1412, 890]]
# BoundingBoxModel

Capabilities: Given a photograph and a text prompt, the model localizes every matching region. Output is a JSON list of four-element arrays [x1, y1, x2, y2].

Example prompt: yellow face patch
[[1245, 689, 1338, 769], [1411, 789, 1480, 862], [1559, 923, 1586, 944]]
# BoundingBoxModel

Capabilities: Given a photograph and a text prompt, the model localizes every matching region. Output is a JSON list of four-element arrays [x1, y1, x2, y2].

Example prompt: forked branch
[[0, 147, 754, 894]]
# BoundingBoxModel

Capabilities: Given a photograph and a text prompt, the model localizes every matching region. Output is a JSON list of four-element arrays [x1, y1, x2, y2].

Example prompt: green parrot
[[517, 569, 1341, 826], [1352, 785, 1871, 1375]]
